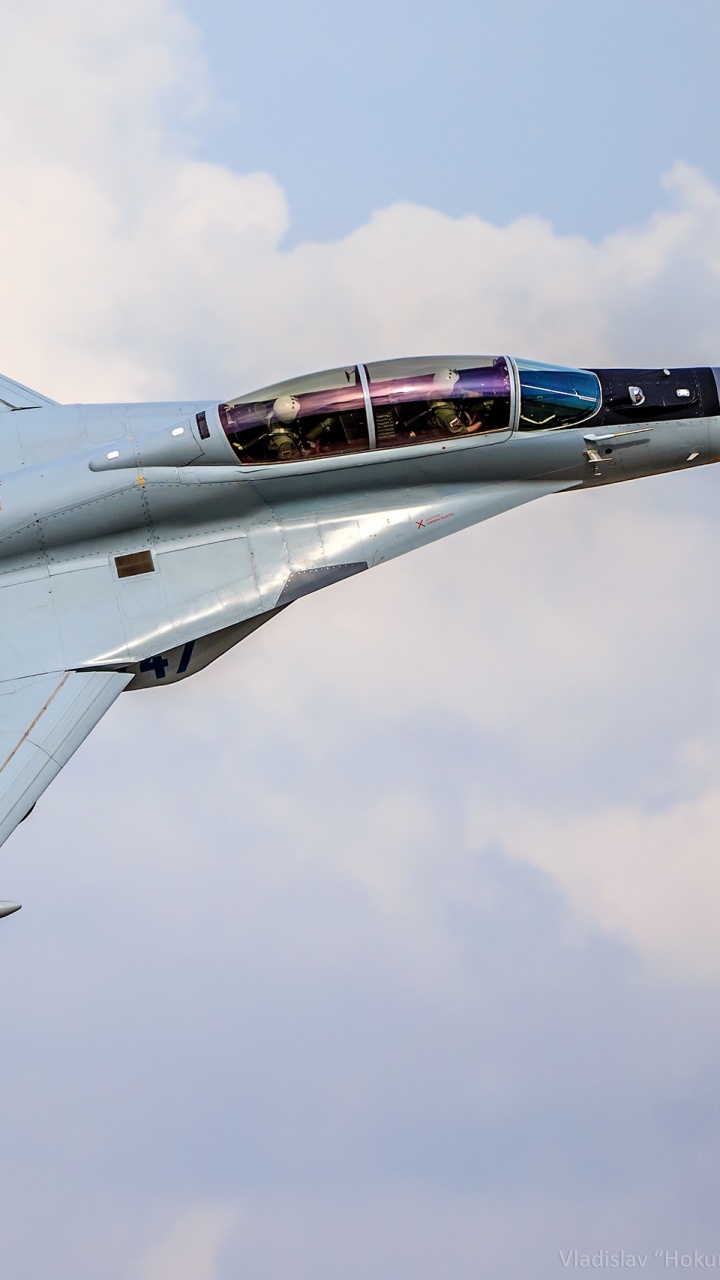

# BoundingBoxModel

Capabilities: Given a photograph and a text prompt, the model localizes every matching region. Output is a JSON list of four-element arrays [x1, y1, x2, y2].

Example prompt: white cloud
[[4, 1, 720, 1273], [494, 791, 720, 981], [130, 1188, 703, 1280], [3, 0, 720, 404], [2, 0, 718, 978], [135, 1203, 239, 1280]]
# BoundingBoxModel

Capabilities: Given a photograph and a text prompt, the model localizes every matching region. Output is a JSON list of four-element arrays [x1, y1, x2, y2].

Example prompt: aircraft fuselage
[[0, 354, 716, 858]]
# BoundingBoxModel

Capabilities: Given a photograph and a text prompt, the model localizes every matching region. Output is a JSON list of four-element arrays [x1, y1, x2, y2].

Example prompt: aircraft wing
[[0, 669, 130, 849], [0, 373, 59, 411]]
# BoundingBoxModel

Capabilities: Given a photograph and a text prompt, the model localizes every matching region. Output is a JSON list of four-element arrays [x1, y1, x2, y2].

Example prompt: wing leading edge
[[0, 669, 130, 849]]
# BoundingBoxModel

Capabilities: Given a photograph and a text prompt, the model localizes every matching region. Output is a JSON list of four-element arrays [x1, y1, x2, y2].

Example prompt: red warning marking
[[416, 513, 453, 530]]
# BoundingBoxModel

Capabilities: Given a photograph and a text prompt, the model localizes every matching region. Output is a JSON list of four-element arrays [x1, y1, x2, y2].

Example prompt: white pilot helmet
[[431, 367, 460, 394], [272, 394, 301, 423]]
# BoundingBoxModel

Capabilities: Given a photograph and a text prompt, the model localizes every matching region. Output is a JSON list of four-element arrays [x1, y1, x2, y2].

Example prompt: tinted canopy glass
[[366, 356, 511, 449], [219, 366, 369, 464], [517, 361, 601, 430]]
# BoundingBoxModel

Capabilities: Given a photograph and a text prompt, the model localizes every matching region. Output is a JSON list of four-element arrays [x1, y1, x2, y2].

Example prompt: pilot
[[427, 367, 483, 436], [268, 394, 303, 460]]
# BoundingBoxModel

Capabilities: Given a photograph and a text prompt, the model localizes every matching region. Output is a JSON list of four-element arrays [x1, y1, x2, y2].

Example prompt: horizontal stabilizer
[[0, 373, 59, 412], [0, 669, 131, 848]]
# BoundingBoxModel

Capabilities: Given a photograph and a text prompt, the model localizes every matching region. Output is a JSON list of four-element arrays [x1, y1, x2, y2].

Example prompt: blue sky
[[187, 0, 720, 244], [2, 1, 720, 1277]]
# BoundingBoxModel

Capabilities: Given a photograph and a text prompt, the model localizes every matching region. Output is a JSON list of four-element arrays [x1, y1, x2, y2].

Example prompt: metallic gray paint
[[0, 358, 715, 862]]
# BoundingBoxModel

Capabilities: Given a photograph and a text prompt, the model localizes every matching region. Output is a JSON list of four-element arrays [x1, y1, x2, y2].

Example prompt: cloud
[[485, 784, 720, 981], [3, 0, 720, 404], [3, 0, 720, 1275], [170, 471, 720, 978], [135, 1203, 239, 1280]]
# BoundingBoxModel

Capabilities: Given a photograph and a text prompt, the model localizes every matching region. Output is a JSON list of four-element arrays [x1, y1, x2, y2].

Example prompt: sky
[[2, 1, 720, 1277]]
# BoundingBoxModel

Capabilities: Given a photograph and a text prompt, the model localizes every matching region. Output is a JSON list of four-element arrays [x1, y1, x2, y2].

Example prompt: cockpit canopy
[[515, 360, 602, 430], [217, 356, 602, 464], [220, 364, 370, 464]]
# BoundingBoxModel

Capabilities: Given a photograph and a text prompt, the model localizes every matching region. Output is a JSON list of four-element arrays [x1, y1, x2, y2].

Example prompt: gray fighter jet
[[0, 354, 717, 911]]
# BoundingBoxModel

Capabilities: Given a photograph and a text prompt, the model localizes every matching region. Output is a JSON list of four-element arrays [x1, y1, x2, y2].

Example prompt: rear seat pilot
[[429, 368, 483, 436]]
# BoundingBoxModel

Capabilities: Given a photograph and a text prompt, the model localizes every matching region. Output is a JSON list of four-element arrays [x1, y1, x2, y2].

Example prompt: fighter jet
[[0, 354, 717, 909]]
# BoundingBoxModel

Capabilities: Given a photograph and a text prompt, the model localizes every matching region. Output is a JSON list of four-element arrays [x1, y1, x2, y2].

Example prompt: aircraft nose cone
[[0, 901, 21, 918]]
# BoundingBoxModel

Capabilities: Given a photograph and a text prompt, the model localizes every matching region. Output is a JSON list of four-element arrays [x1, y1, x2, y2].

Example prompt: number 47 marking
[[138, 640, 195, 681]]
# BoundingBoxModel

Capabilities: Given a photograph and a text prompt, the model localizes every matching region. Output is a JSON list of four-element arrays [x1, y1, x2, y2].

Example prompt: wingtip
[[0, 901, 21, 918]]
